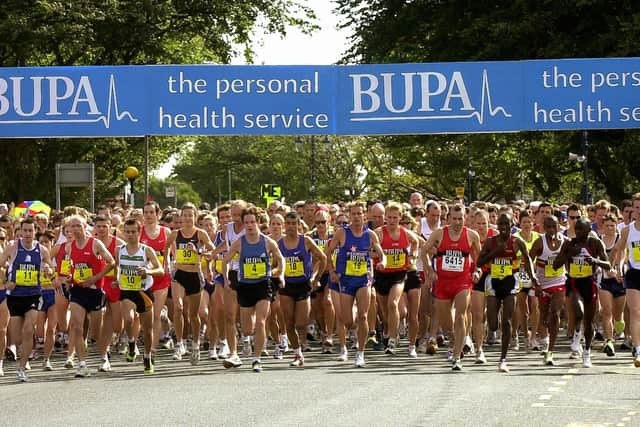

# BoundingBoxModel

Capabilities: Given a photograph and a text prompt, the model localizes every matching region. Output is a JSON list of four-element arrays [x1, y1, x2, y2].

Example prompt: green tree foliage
[[0, 1, 316, 206], [336, 0, 640, 203]]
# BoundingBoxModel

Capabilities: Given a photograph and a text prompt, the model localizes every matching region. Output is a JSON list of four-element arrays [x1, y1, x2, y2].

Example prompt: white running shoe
[[408, 345, 418, 359], [498, 359, 509, 373], [218, 340, 230, 359], [208, 348, 218, 360], [98, 358, 111, 372], [172, 342, 187, 361], [190, 345, 201, 366], [571, 331, 583, 353], [338, 347, 348, 362], [222, 354, 242, 369], [355, 351, 365, 368], [16, 368, 27, 383], [475, 351, 487, 364], [462, 335, 474, 354], [242, 337, 252, 357], [582, 350, 592, 368]]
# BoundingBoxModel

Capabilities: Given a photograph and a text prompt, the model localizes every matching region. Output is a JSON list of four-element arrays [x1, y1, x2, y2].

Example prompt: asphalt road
[[1, 334, 638, 427]]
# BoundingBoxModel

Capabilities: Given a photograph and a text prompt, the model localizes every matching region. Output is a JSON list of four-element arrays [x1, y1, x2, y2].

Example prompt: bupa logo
[[349, 69, 511, 124], [0, 74, 137, 128]]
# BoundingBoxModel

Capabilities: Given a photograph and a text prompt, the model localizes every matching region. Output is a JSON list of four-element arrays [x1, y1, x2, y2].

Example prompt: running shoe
[[571, 331, 583, 353], [273, 345, 284, 360], [452, 359, 462, 371], [321, 340, 333, 354], [604, 339, 616, 357], [126, 345, 139, 363], [252, 359, 262, 373], [337, 347, 348, 362], [417, 338, 428, 354], [475, 351, 487, 364], [486, 331, 497, 346], [446, 349, 454, 362], [222, 354, 242, 369], [16, 368, 27, 383], [634, 353, 640, 368], [366, 331, 378, 347], [385, 338, 397, 355], [355, 351, 365, 368], [64, 357, 75, 369], [290, 354, 304, 368], [512, 335, 519, 351], [74, 364, 90, 378], [582, 350, 592, 368], [143, 357, 155, 375], [190, 345, 200, 366], [163, 337, 175, 350], [98, 358, 111, 372], [242, 337, 252, 357], [543, 351, 555, 366], [208, 348, 219, 360], [280, 335, 289, 353], [172, 342, 187, 361], [219, 340, 230, 359], [5, 345, 16, 362], [462, 336, 474, 354], [615, 320, 626, 335], [498, 359, 509, 373], [43, 358, 53, 371], [408, 345, 418, 359]]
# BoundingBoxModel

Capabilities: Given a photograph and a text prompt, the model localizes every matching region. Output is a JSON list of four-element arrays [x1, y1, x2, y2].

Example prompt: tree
[[0, 1, 317, 206], [335, 0, 640, 203]]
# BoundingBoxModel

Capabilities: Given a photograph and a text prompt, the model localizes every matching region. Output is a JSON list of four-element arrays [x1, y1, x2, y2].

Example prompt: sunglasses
[[569, 215, 581, 220], [315, 220, 327, 225], [400, 221, 411, 225], [338, 222, 349, 226]]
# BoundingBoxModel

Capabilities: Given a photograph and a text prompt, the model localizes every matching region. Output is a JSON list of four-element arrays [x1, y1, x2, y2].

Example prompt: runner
[[279, 211, 326, 367], [0, 217, 54, 381], [114, 219, 164, 374], [208, 204, 232, 360], [65, 214, 115, 377], [476, 213, 538, 372], [423, 204, 482, 371], [140, 201, 173, 359], [373, 202, 419, 356], [553, 218, 610, 368], [326, 201, 386, 368], [164, 203, 215, 364], [35, 230, 58, 371], [599, 214, 625, 357], [222, 206, 285, 372], [94, 215, 124, 372], [399, 214, 422, 358], [266, 213, 287, 359], [611, 193, 640, 366], [512, 209, 540, 352]]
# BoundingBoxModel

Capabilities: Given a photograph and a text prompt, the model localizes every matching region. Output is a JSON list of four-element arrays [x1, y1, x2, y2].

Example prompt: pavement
[[1, 334, 639, 427]]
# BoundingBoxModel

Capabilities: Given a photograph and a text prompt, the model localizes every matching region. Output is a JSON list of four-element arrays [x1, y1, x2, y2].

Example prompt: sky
[[153, 1, 349, 179]]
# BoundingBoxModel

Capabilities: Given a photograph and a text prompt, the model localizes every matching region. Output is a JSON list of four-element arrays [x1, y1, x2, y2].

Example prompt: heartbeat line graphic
[[0, 74, 138, 128], [350, 69, 512, 124]]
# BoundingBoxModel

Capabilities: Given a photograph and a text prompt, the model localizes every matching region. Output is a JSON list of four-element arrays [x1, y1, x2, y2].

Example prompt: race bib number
[[632, 242, 640, 262], [442, 255, 464, 272], [16, 269, 38, 286], [285, 259, 304, 277], [491, 263, 512, 280], [243, 261, 266, 280], [120, 273, 142, 291], [386, 253, 406, 269], [176, 248, 197, 264], [517, 270, 532, 287], [544, 264, 564, 278], [346, 259, 368, 276], [215, 259, 223, 274], [40, 272, 53, 289], [73, 267, 93, 283], [60, 259, 71, 276], [569, 263, 593, 278]]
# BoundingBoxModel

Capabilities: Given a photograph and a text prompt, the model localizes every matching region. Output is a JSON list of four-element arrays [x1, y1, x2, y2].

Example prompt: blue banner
[[1, 57, 639, 137]]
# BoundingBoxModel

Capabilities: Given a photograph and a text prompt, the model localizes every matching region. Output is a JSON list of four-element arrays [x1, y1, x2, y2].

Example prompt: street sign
[[165, 185, 176, 198], [261, 184, 282, 207]]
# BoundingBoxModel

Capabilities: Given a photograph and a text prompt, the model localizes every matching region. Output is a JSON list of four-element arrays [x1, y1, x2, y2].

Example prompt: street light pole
[[311, 136, 317, 200]]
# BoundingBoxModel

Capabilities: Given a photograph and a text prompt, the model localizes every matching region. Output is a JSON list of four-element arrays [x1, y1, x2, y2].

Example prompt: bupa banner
[[1, 57, 639, 137]]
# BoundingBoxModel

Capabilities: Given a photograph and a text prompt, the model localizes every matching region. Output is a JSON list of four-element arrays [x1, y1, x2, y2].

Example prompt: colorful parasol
[[10, 200, 51, 218]]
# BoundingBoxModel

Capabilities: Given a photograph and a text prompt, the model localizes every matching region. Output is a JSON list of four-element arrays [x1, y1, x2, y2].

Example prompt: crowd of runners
[[0, 191, 639, 381]]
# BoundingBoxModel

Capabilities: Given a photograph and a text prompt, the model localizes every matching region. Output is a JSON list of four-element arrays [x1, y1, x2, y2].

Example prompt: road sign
[[261, 184, 282, 207], [165, 185, 176, 198]]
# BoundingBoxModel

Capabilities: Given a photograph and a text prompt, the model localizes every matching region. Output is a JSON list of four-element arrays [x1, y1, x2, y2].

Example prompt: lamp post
[[296, 136, 329, 200], [125, 166, 139, 207]]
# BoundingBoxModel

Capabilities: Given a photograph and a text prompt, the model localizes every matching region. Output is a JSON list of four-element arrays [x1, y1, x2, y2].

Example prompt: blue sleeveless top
[[238, 235, 271, 284], [9, 240, 42, 296], [279, 235, 312, 284], [336, 226, 370, 285]]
